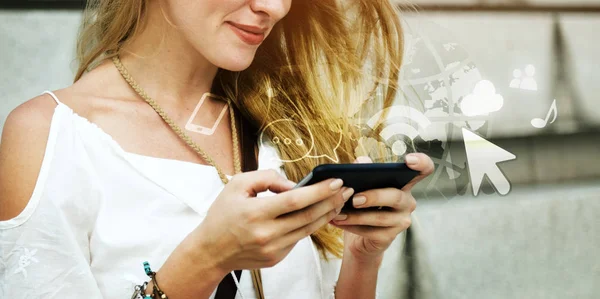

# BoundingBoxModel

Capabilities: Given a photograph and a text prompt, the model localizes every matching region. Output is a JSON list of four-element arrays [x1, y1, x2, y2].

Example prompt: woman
[[0, 0, 434, 298]]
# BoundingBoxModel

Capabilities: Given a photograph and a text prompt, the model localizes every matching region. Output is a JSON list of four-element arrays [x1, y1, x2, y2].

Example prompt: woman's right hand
[[155, 169, 353, 298], [190, 169, 354, 273]]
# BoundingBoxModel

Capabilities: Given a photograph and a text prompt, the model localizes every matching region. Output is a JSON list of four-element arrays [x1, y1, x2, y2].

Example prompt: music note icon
[[531, 99, 558, 129]]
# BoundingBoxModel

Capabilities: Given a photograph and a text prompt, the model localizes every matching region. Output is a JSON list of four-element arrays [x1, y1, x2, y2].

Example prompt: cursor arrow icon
[[462, 128, 516, 196]]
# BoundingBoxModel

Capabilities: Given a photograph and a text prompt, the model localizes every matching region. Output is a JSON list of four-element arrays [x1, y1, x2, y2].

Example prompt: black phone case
[[295, 163, 420, 211]]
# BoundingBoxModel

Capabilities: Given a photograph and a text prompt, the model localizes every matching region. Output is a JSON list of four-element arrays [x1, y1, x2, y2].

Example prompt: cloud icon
[[460, 80, 504, 117]]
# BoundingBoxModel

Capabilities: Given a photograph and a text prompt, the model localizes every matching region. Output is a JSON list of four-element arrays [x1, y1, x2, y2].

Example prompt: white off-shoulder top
[[0, 91, 342, 299]]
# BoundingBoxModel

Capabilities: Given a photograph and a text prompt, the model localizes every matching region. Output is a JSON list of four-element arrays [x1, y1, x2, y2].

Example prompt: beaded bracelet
[[131, 262, 169, 299], [143, 261, 168, 299]]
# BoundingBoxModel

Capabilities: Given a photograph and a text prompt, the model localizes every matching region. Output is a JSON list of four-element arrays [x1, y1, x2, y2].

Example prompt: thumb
[[355, 156, 373, 164]]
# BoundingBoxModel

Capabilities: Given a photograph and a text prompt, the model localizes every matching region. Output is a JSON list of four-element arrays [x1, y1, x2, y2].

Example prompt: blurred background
[[1, 0, 599, 298]]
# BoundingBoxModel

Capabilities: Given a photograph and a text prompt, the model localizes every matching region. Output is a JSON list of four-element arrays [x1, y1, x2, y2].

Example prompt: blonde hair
[[75, 0, 404, 258]]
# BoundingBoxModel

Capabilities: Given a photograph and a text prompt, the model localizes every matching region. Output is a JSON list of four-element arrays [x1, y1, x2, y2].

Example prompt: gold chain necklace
[[112, 55, 264, 299], [112, 56, 240, 183]]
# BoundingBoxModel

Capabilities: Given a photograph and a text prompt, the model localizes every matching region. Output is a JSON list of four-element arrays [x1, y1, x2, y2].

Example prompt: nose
[[249, 0, 291, 20]]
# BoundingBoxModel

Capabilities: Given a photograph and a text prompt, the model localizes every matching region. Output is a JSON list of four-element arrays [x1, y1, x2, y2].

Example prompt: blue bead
[[143, 261, 152, 276]]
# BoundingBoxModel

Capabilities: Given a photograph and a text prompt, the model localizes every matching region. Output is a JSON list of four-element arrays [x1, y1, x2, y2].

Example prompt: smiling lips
[[227, 22, 267, 46]]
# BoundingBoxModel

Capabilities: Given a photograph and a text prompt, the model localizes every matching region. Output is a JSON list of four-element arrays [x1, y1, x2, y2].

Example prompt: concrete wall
[[0, 10, 81, 133], [409, 179, 600, 299]]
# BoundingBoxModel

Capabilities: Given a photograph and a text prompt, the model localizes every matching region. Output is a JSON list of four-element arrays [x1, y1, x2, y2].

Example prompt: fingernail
[[342, 188, 355, 201], [330, 179, 343, 191], [405, 154, 419, 165], [334, 214, 348, 221], [353, 195, 367, 207], [356, 156, 372, 163]]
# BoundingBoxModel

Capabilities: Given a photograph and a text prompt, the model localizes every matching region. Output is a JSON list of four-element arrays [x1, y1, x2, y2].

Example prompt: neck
[[117, 2, 219, 109]]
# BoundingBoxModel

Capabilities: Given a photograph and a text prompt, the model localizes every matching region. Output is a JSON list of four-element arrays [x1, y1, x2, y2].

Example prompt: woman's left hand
[[331, 153, 435, 262]]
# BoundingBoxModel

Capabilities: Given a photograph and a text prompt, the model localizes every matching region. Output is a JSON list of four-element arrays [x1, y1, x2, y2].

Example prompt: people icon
[[520, 65, 538, 91], [510, 64, 538, 91], [443, 42, 458, 51], [510, 69, 522, 89]]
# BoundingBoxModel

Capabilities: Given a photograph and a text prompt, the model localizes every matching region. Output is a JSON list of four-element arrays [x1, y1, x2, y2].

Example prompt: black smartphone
[[294, 163, 420, 212]]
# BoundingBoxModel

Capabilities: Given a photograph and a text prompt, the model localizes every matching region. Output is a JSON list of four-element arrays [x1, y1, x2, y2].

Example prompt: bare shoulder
[[0, 93, 63, 221], [0, 60, 135, 221]]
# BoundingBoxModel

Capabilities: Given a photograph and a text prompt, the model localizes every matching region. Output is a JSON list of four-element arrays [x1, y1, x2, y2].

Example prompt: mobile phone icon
[[185, 93, 229, 135]]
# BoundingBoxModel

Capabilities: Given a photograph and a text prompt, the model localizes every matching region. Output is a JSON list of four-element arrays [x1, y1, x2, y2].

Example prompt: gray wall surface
[[412, 180, 600, 299], [0, 10, 81, 134]]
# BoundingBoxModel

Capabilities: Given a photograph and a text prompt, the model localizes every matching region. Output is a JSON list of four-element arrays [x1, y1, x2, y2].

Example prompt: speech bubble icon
[[306, 122, 344, 163], [259, 118, 315, 163]]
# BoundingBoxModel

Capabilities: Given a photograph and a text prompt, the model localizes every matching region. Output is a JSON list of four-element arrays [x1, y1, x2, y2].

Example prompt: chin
[[213, 50, 257, 72]]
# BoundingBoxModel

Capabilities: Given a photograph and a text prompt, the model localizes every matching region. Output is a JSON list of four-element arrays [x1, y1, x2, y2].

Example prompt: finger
[[350, 188, 413, 210], [264, 178, 345, 217], [402, 153, 435, 191], [276, 187, 354, 234], [332, 210, 407, 227], [254, 242, 297, 268], [355, 156, 373, 164], [232, 169, 296, 196], [275, 208, 340, 249], [330, 223, 403, 240]]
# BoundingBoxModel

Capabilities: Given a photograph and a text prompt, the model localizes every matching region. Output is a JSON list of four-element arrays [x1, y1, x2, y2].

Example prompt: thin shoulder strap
[[42, 91, 62, 105]]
